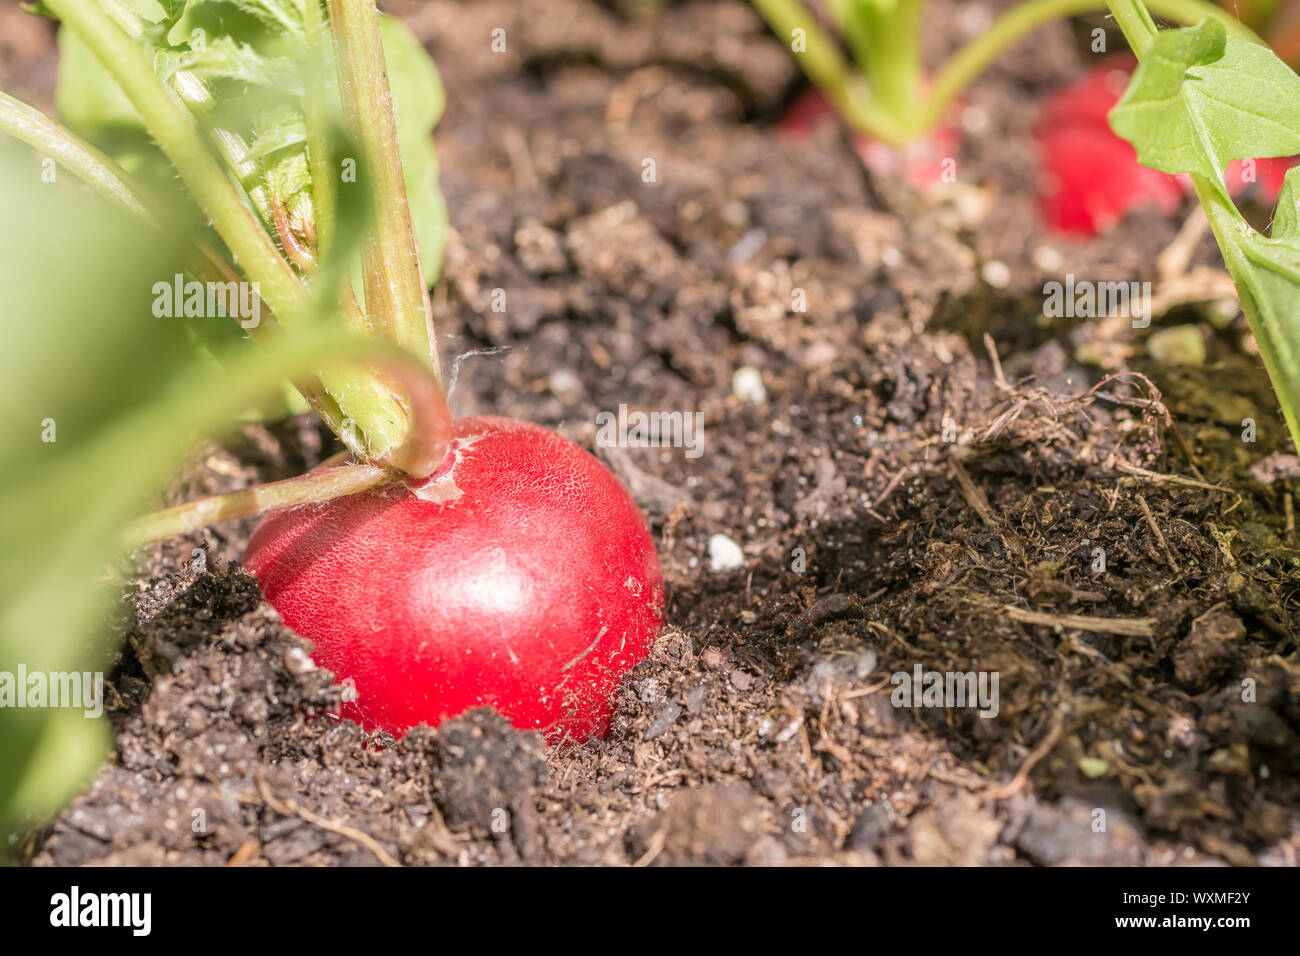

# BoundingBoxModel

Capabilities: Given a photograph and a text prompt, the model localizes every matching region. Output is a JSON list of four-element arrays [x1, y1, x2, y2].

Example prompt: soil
[[9, 0, 1300, 866]]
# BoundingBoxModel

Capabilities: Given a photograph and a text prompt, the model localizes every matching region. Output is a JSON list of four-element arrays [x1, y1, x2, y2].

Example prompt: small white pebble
[[284, 646, 316, 676], [960, 105, 989, 135], [881, 246, 903, 268], [960, 4, 993, 34], [708, 533, 746, 573], [732, 366, 767, 404], [802, 342, 838, 369], [981, 259, 1012, 289], [1033, 245, 1064, 273], [548, 368, 582, 402]]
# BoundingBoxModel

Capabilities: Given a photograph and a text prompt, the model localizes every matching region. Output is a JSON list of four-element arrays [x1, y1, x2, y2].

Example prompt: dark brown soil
[[12, 0, 1300, 866]]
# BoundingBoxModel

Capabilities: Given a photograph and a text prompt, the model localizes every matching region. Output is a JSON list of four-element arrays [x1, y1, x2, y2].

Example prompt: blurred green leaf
[[0, 147, 189, 847], [382, 13, 448, 284]]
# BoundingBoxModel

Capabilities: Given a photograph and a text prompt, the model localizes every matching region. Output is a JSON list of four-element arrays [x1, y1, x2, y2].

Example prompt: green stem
[[1108, 0, 1161, 55], [17, 328, 452, 569], [923, 0, 1256, 131], [115, 323, 457, 546], [1194, 174, 1300, 444], [327, 0, 440, 377], [754, 0, 1257, 143], [123, 461, 390, 546], [749, 0, 913, 143], [303, 0, 339, 260], [0, 89, 153, 221], [45, 0, 422, 468], [830, 0, 925, 131]]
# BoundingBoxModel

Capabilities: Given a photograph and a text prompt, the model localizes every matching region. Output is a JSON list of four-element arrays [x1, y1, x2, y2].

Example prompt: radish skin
[[244, 416, 665, 743]]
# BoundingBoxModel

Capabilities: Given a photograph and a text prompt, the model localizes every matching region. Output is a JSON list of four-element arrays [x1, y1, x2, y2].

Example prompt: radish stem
[[44, 0, 429, 470], [113, 329, 453, 545], [123, 462, 391, 546], [328, 0, 440, 377], [303, 0, 340, 261], [0, 89, 154, 221], [749, 0, 913, 144], [753, 0, 1258, 144]]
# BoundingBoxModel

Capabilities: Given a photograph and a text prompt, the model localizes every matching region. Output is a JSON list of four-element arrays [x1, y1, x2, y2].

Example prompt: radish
[[243, 416, 665, 743], [780, 88, 962, 191], [1035, 60, 1185, 236]]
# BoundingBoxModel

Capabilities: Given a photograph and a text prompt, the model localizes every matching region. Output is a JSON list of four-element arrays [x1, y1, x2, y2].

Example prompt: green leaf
[[156, 0, 188, 29], [54, 7, 447, 285], [156, 36, 303, 93], [0, 150, 188, 847], [1105, 5, 1300, 446], [243, 110, 307, 163], [1109, 17, 1300, 190], [214, 0, 306, 37]]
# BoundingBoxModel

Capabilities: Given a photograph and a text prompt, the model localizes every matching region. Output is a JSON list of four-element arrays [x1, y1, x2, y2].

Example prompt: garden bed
[[12, 0, 1300, 866]]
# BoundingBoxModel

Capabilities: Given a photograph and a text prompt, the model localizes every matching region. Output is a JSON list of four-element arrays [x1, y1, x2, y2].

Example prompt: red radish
[[244, 416, 665, 744], [1229, 155, 1299, 201], [1036, 59, 1184, 236], [854, 124, 961, 191], [780, 88, 961, 191], [778, 87, 840, 138]]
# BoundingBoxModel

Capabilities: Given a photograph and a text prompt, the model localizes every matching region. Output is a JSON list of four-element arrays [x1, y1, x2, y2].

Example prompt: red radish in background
[[244, 416, 665, 744], [780, 89, 961, 191], [1036, 59, 1184, 235], [1229, 155, 1300, 199], [855, 123, 961, 191]]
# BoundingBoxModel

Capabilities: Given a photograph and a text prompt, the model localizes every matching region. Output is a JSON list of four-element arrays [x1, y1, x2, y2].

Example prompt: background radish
[[244, 417, 665, 742]]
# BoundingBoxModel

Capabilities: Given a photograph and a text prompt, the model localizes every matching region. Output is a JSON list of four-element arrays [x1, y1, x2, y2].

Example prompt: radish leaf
[[1109, 17, 1300, 191]]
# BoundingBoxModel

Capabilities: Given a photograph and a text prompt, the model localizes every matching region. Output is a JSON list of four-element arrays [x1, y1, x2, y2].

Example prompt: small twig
[[1114, 461, 1234, 495], [948, 456, 998, 528], [1156, 205, 1209, 282], [984, 333, 1010, 392], [255, 774, 402, 867], [631, 828, 667, 868], [871, 463, 912, 511], [1003, 605, 1156, 637], [1136, 493, 1179, 573], [560, 625, 608, 673], [984, 717, 1068, 801]]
